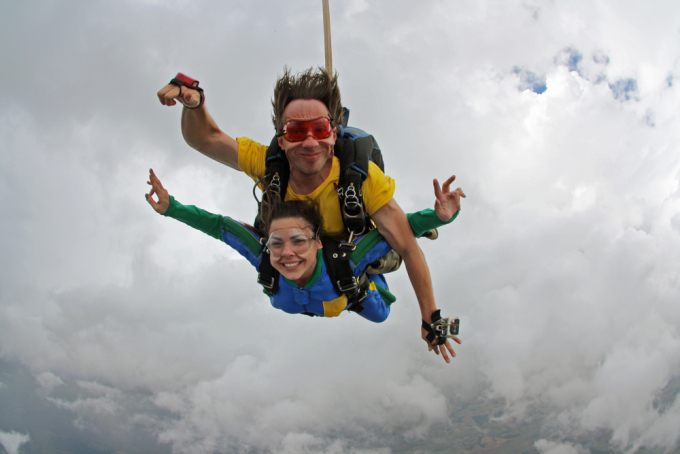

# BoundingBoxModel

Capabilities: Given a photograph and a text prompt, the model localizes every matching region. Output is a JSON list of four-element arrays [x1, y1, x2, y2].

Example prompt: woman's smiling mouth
[[283, 261, 302, 268]]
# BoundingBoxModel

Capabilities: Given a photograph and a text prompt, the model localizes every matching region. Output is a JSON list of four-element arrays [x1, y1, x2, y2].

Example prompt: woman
[[145, 169, 462, 323]]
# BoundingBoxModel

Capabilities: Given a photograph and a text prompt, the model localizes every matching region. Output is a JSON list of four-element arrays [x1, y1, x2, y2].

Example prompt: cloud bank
[[1, 0, 680, 452]]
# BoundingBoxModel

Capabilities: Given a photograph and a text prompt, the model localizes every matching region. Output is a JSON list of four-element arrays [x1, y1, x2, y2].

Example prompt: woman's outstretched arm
[[145, 169, 263, 264]]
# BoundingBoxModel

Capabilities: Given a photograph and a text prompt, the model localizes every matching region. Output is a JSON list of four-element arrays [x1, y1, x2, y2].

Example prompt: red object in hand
[[172, 72, 199, 89]]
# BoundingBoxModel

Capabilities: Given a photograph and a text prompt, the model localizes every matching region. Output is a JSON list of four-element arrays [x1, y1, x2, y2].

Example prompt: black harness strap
[[335, 125, 384, 236], [336, 138, 370, 235], [255, 137, 290, 230], [422, 309, 443, 344], [257, 241, 279, 297], [263, 136, 289, 200], [322, 237, 370, 313]]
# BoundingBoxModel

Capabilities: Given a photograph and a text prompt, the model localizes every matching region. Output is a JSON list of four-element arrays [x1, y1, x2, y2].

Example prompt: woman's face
[[267, 217, 322, 287]]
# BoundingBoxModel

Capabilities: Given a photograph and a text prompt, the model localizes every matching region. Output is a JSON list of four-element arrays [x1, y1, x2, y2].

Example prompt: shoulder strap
[[335, 125, 384, 236], [255, 137, 290, 230], [257, 243, 279, 296], [255, 138, 289, 291], [264, 136, 290, 200], [321, 237, 370, 313]]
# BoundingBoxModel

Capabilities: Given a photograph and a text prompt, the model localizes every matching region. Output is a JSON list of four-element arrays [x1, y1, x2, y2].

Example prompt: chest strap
[[321, 237, 370, 313]]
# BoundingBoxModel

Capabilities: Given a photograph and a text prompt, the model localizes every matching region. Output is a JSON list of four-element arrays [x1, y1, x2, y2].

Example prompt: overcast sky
[[1, 0, 680, 453]]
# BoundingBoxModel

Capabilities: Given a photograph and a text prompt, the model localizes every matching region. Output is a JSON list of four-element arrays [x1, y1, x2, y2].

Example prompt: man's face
[[278, 99, 336, 177]]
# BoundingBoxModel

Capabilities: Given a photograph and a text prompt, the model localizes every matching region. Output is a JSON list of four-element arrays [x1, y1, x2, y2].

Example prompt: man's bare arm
[[371, 198, 459, 363], [181, 104, 240, 169], [157, 83, 241, 170]]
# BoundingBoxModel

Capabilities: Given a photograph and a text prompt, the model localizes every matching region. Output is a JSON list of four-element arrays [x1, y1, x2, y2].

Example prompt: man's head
[[272, 67, 344, 133], [273, 68, 343, 178]]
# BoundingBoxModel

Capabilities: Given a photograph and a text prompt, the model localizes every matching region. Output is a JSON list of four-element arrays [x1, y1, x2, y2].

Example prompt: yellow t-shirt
[[237, 137, 396, 240]]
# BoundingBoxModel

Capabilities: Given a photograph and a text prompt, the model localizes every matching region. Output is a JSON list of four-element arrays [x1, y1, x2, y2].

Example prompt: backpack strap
[[257, 239, 279, 297], [321, 237, 370, 313], [335, 125, 385, 236], [264, 136, 289, 200], [255, 137, 290, 230]]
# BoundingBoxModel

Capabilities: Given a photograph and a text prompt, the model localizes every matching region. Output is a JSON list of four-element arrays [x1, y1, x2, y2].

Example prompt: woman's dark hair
[[250, 188, 324, 239], [263, 198, 323, 238]]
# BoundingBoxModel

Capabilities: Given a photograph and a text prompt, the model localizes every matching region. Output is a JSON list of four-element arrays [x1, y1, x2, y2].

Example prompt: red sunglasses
[[279, 117, 334, 143]]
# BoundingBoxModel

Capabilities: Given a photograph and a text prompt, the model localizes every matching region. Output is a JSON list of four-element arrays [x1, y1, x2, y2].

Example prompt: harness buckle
[[336, 277, 358, 293], [345, 183, 359, 202], [269, 173, 282, 197], [257, 274, 276, 290], [346, 274, 369, 313], [339, 231, 357, 251], [339, 183, 367, 234], [342, 183, 364, 216]]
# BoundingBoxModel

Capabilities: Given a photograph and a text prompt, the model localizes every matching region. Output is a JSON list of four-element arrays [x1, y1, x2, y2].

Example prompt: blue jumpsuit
[[163, 196, 456, 323]]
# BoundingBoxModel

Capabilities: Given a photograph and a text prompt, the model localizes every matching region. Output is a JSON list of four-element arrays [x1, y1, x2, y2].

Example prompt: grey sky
[[1, 0, 680, 453]]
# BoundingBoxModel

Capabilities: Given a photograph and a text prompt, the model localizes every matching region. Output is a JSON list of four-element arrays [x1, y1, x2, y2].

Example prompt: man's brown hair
[[272, 67, 344, 134]]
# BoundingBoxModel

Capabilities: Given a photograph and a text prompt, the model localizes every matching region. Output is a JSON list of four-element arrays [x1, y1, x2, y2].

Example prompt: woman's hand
[[433, 175, 466, 222], [146, 168, 170, 215]]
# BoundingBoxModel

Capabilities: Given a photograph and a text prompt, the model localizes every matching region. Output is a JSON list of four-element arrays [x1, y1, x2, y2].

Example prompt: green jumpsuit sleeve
[[162, 196, 224, 240], [406, 208, 459, 237], [351, 208, 460, 263]]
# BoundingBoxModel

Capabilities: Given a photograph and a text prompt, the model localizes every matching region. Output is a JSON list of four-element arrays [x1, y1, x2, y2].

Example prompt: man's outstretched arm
[[371, 176, 465, 363], [157, 83, 241, 170]]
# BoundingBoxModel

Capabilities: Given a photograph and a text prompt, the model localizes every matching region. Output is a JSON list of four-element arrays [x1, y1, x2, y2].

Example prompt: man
[[157, 68, 464, 363]]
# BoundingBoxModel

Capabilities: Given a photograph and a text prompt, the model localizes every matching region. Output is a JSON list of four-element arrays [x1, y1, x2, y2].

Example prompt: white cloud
[[1, 0, 680, 452], [35, 372, 64, 395], [0, 431, 30, 454], [535, 439, 584, 454]]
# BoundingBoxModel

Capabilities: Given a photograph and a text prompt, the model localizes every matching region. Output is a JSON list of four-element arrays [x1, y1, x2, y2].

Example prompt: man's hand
[[421, 325, 462, 364], [157, 83, 202, 108], [434, 175, 466, 222], [146, 169, 170, 215]]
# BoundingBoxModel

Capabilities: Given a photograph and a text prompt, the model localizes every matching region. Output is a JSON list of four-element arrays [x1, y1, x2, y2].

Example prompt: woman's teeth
[[284, 262, 301, 267]]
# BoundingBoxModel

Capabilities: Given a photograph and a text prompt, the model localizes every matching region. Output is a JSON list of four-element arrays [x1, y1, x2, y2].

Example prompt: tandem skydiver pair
[[153, 68, 465, 362]]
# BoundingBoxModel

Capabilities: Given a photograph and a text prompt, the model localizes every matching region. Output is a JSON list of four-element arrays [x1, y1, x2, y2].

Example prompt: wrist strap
[[422, 309, 442, 344], [169, 75, 205, 109]]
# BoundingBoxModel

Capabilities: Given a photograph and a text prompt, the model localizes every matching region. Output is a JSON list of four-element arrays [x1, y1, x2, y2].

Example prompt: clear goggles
[[265, 227, 319, 257], [279, 117, 334, 142]]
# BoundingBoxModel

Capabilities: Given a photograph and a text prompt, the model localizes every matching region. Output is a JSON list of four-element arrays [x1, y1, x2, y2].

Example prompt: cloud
[[535, 440, 585, 454], [1, 0, 680, 453], [0, 431, 30, 454]]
